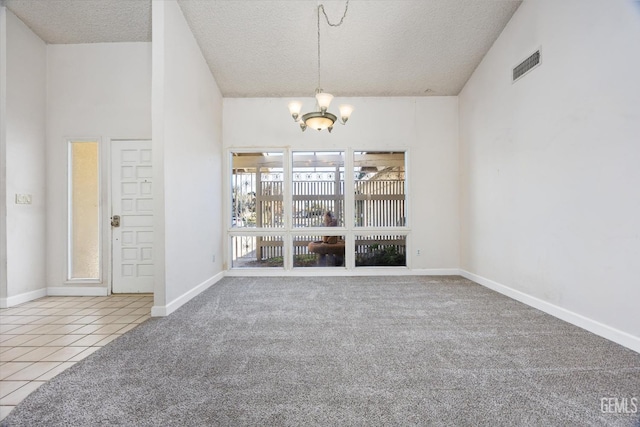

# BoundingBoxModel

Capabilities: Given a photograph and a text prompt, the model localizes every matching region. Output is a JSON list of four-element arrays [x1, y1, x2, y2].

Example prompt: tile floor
[[0, 294, 152, 422]]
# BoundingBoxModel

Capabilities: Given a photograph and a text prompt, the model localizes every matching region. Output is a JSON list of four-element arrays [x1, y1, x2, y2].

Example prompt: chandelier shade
[[302, 111, 338, 131], [287, 101, 303, 121], [339, 104, 354, 123], [315, 92, 334, 112]]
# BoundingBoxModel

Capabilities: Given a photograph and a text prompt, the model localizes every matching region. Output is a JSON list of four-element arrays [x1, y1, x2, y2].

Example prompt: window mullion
[[283, 148, 293, 270], [344, 147, 355, 269]]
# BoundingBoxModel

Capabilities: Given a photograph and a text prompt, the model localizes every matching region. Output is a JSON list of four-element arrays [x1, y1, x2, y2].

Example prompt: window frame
[[226, 147, 410, 272]]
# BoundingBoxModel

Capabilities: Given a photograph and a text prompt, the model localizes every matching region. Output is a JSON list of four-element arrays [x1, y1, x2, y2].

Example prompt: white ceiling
[[4, 0, 521, 97]]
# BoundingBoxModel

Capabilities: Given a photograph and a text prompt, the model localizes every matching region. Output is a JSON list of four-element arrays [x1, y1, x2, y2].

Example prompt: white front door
[[111, 140, 154, 293]]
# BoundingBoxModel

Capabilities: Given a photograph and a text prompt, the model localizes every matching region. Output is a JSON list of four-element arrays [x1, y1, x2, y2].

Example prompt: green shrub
[[356, 245, 406, 267]]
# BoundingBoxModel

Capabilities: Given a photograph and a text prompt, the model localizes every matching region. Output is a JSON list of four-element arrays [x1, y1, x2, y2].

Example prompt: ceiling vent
[[512, 49, 541, 83]]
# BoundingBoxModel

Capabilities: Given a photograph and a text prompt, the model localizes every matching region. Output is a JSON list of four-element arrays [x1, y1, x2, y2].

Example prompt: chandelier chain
[[317, 1, 350, 90]]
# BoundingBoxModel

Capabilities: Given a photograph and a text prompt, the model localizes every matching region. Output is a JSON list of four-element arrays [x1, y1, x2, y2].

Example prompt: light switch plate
[[15, 194, 32, 204]]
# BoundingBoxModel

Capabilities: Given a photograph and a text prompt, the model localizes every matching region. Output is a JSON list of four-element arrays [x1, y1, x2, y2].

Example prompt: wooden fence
[[232, 166, 406, 265]]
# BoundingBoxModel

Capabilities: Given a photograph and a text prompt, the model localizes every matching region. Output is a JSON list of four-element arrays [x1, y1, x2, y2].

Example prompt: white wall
[[47, 42, 151, 291], [459, 0, 640, 350], [0, 7, 8, 304], [0, 9, 47, 306], [223, 96, 460, 270], [152, 0, 224, 314]]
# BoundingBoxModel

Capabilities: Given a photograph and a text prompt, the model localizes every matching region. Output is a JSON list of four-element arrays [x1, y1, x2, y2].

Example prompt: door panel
[[111, 140, 154, 293]]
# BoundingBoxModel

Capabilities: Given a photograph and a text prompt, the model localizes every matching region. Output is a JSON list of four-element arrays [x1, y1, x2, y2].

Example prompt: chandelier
[[288, 1, 353, 132]]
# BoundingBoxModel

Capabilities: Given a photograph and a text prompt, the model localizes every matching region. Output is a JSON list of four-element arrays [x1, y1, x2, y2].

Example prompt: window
[[231, 235, 284, 268], [293, 234, 345, 268], [292, 151, 344, 227], [231, 152, 284, 269], [231, 152, 283, 228], [355, 235, 407, 267], [68, 141, 100, 280], [354, 151, 405, 227], [228, 149, 408, 270]]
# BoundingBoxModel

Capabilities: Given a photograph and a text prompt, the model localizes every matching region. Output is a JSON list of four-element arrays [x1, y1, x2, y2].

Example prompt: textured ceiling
[[4, 0, 152, 43], [4, 0, 521, 97]]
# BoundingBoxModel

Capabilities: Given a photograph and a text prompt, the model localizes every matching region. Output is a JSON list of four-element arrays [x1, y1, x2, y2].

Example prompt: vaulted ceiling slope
[[4, 0, 521, 97]]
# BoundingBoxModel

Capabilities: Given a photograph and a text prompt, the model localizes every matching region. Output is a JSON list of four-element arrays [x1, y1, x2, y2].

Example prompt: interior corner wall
[[152, 0, 224, 314], [1, 8, 47, 306], [223, 96, 460, 271], [0, 7, 8, 304], [46, 42, 151, 291], [459, 0, 640, 350]]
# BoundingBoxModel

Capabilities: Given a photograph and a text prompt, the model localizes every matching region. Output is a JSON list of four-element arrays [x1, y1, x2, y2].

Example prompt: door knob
[[111, 215, 121, 227]]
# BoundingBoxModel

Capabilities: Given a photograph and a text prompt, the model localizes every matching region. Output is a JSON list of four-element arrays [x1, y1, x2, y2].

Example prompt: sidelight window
[[68, 140, 100, 280]]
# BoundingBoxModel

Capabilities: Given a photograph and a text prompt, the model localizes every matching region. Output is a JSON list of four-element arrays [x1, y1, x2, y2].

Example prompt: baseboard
[[151, 272, 224, 317], [225, 268, 461, 277], [47, 287, 109, 297], [0, 288, 47, 308], [460, 270, 640, 354], [411, 268, 462, 276]]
